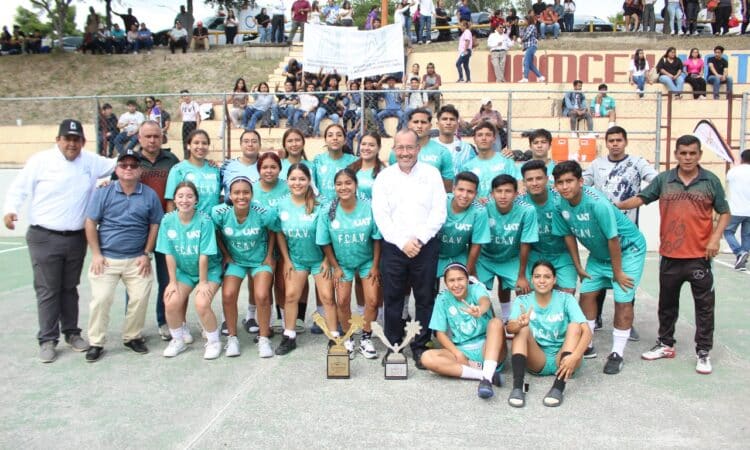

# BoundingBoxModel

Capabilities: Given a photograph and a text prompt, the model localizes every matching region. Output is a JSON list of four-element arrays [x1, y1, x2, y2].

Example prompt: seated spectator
[[590, 84, 617, 129], [25, 31, 43, 54], [255, 8, 271, 43], [342, 80, 362, 131], [135, 22, 154, 54], [656, 46, 685, 99], [623, 0, 641, 32], [707, 45, 733, 100], [374, 75, 404, 138], [283, 58, 304, 89], [684, 48, 707, 100], [403, 62, 420, 84], [296, 83, 320, 135], [242, 82, 276, 130], [154, 99, 171, 143], [313, 76, 344, 137], [274, 81, 301, 128], [228, 78, 249, 128], [98, 103, 119, 157], [191, 21, 210, 51], [111, 23, 127, 53], [506, 7, 520, 38], [422, 62, 442, 111], [402, 77, 429, 129], [563, 80, 593, 135], [145, 96, 161, 123], [539, 5, 560, 39], [628, 48, 650, 98], [1, 26, 12, 49], [114, 100, 146, 154], [466, 98, 506, 150], [169, 20, 189, 54], [126, 23, 139, 53]]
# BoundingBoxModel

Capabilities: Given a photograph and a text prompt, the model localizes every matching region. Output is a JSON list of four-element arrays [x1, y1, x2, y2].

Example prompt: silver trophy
[[371, 320, 422, 379]]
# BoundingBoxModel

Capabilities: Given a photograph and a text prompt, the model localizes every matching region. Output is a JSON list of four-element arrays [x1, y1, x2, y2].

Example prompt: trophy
[[312, 312, 364, 379], [371, 320, 422, 380]]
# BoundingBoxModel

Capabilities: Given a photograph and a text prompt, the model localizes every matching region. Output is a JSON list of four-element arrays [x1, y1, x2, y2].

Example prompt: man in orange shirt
[[539, 5, 560, 39]]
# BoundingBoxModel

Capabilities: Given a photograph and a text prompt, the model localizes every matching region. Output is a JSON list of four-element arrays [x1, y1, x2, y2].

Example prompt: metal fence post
[[654, 91, 662, 171], [740, 92, 748, 154], [506, 91, 513, 150], [223, 93, 230, 159]]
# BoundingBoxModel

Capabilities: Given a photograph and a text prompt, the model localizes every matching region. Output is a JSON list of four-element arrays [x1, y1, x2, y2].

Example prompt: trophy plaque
[[371, 320, 422, 380], [312, 312, 364, 379]]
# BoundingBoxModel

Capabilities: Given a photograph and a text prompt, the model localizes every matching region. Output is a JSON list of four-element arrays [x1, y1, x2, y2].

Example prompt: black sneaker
[[220, 321, 229, 337], [735, 251, 749, 271], [124, 338, 149, 354], [603, 352, 624, 374], [583, 346, 597, 359], [275, 336, 297, 355], [85, 346, 104, 362], [243, 318, 260, 334], [594, 316, 603, 331], [253, 329, 275, 343], [477, 379, 494, 399]]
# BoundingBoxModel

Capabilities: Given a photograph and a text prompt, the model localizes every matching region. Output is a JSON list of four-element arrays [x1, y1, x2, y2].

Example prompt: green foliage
[[14, 3, 78, 38], [353, 0, 381, 29]]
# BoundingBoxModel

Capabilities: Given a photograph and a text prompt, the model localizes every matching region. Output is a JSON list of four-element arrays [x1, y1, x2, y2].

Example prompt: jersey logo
[[561, 210, 571, 220], [504, 223, 519, 231], [448, 305, 458, 316], [331, 219, 341, 230], [224, 227, 234, 236], [455, 223, 472, 231], [353, 218, 371, 227], [279, 211, 290, 222], [185, 173, 196, 181], [167, 229, 178, 239], [576, 213, 590, 221], [186, 230, 201, 239]]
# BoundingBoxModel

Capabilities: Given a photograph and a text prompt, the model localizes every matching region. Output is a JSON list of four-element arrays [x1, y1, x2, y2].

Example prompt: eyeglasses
[[118, 163, 140, 169], [393, 145, 419, 152]]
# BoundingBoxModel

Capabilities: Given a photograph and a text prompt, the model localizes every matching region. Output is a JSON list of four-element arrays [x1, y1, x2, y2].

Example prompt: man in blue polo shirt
[[83, 149, 163, 362]]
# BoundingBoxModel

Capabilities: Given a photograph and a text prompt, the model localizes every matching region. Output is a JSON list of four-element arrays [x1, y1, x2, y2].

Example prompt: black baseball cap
[[117, 148, 142, 162], [58, 119, 85, 138]]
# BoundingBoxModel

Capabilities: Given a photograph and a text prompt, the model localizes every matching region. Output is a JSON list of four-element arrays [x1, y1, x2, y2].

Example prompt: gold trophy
[[312, 312, 364, 379], [371, 320, 422, 380]]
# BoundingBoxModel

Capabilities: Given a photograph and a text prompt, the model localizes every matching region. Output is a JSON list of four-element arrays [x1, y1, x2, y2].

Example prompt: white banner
[[302, 24, 405, 79], [693, 120, 734, 164]]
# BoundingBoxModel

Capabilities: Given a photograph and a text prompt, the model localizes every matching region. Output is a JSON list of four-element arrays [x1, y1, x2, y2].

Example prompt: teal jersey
[[388, 140, 454, 180], [481, 199, 539, 262], [211, 202, 277, 267], [316, 199, 381, 268], [165, 160, 221, 214], [438, 195, 491, 261], [252, 180, 290, 210], [552, 186, 645, 261], [429, 283, 493, 345], [518, 187, 569, 256], [510, 290, 587, 353], [312, 152, 357, 202], [460, 153, 521, 201], [155, 211, 221, 277], [280, 159, 313, 181], [355, 167, 376, 200], [275, 195, 324, 266]]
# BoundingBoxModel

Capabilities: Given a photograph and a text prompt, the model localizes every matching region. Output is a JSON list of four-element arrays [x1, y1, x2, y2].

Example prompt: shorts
[[437, 254, 468, 278], [580, 244, 645, 302], [456, 337, 506, 371], [476, 257, 518, 290], [529, 347, 581, 377], [291, 259, 327, 276], [224, 262, 273, 279], [527, 251, 577, 290], [340, 261, 373, 282], [176, 266, 223, 288]]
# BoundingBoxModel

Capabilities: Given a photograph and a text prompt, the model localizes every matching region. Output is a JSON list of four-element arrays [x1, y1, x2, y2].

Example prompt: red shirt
[[490, 16, 506, 29], [292, 0, 311, 22]]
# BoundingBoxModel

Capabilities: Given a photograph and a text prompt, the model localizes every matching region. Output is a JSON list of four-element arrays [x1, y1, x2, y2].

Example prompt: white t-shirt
[[180, 101, 200, 122], [118, 111, 145, 134], [726, 164, 750, 216], [629, 60, 650, 77]]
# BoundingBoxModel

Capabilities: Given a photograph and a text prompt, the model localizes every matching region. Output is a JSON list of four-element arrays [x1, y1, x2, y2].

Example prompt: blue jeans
[[633, 75, 646, 94], [456, 50, 471, 81], [724, 216, 750, 255], [274, 104, 300, 127], [707, 75, 733, 99], [113, 131, 138, 154], [313, 108, 340, 136], [523, 45, 542, 79], [271, 15, 285, 43], [242, 107, 265, 129], [540, 22, 560, 38], [134, 38, 153, 52], [419, 16, 432, 43], [563, 13, 574, 31], [667, 3, 683, 33], [659, 74, 685, 94], [403, 16, 413, 41], [258, 26, 269, 43], [376, 108, 402, 134]]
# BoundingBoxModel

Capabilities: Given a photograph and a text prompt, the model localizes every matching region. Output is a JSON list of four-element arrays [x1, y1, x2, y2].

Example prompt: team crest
[[224, 227, 234, 236], [167, 229, 177, 239]]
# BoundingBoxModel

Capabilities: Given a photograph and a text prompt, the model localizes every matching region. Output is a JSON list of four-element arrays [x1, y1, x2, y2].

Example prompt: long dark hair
[[349, 132, 384, 179], [234, 77, 248, 92], [328, 168, 358, 221], [633, 48, 646, 71], [282, 128, 309, 160], [324, 123, 354, 155], [287, 163, 318, 215]]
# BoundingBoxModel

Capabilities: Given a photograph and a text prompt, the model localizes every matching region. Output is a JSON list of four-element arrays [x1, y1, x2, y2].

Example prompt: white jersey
[[583, 154, 657, 223], [180, 101, 200, 122]]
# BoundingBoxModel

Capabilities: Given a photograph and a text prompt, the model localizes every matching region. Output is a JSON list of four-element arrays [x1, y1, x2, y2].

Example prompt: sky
[[1, 0, 631, 32]]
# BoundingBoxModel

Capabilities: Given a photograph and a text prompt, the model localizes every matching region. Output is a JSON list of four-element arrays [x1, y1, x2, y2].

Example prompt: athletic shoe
[[344, 338, 355, 359], [477, 379, 495, 399], [204, 341, 222, 360], [163, 338, 187, 357], [735, 251, 748, 271], [594, 315, 603, 331], [628, 326, 640, 342], [508, 387, 525, 407], [519, 78, 529, 83], [243, 318, 260, 334], [257, 336, 274, 358], [537, 76, 546, 82], [295, 318, 306, 334], [310, 322, 324, 335], [39, 341, 57, 363], [642, 342, 676, 360], [253, 329, 275, 343], [603, 352, 624, 374], [158, 324, 171, 341], [358, 336, 378, 359], [182, 324, 194, 344], [225, 336, 240, 357], [275, 336, 297, 355], [583, 346, 597, 359], [220, 321, 229, 337], [543, 386, 564, 407], [696, 351, 712, 374], [65, 334, 90, 352], [86, 346, 104, 363]]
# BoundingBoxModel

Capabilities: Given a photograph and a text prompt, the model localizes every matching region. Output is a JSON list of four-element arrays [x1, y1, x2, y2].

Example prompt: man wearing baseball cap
[[3, 119, 116, 363]]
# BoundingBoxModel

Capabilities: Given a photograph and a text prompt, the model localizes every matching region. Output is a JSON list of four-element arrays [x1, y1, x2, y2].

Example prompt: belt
[[30, 225, 84, 236], [491, 49, 508, 52]]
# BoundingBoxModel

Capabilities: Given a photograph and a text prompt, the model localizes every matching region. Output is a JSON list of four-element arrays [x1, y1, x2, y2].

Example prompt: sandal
[[508, 387, 525, 408], [543, 386, 564, 407]]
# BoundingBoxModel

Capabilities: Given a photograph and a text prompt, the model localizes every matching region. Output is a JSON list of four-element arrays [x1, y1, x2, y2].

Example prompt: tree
[[29, 0, 77, 43], [14, 6, 53, 36]]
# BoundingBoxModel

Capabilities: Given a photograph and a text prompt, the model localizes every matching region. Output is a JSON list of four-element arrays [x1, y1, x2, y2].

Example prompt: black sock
[[596, 290, 606, 318], [298, 301, 307, 321], [553, 351, 572, 392], [512, 354, 527, 390], [276, 303, 283, 320]]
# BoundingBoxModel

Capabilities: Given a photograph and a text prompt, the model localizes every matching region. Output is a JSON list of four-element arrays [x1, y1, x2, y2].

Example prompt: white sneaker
[[225, 336, 241, 357], [519, 78, 529, 83], [537, 76, 546, 82], [696, 351, 712, 374], [182, 324, 194, 344], [257, 336, 273, 358], [671, 31, 677, 35], [343, 338, 356, 359], [163, 338, 187, 357], [204, 341, 222, 360], [642, 342, 676, 360], [359, 337, 378, 359]]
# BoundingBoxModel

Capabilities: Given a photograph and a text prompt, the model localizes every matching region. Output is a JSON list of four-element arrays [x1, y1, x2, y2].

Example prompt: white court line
[[714, 258, 750, 275], [0, 246, 27, 254], [0, 241, 24, 245]]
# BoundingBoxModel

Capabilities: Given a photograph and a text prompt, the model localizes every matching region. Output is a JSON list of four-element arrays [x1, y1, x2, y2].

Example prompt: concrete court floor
[[0, 244, 748, 449]]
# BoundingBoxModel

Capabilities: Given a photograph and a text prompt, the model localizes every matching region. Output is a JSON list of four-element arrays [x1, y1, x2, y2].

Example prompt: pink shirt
[[458, 29, 472, 54], [685, 58, 704, 76]]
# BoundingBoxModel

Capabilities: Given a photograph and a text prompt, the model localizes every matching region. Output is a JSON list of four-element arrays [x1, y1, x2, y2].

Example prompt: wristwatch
[[144, 252, 153, 260]]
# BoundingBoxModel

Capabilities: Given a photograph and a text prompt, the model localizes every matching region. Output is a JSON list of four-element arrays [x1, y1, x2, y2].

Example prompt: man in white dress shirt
[[3, 120, 116, 363], [372, 128, 447, 369]]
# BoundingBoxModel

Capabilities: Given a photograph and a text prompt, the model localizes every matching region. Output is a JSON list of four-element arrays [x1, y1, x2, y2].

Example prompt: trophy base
[[384, 352, 408, 380], [327, 345, 350, 379]]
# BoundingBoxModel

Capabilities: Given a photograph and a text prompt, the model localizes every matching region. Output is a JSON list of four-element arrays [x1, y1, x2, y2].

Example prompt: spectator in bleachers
[[98, 103, 118, 157], [228, 78, 250, 128], [539, 4, 561, 39], [270, 0, 286, 43], [375, 75, 404, 138], [175, 5, 194, 42], [323, 0, 341, 25], [417, 0, 435, 44], [114, 100, 145, 155], [456, 0, 472, 23], [642, 0, 656, 32], [243, 82, 276, 130], [225, 9, 239, 45], [338, 1, 355, 27], [468, 98, 506, 151], [191, 21, 210, 51], [313, 76, 344, 137], [666, 0, 685, 35], [154, 100, 171, 144], [684, 0, 700, 35], [714, 0, 733, 35], [169, 20, 188, 54], [84, 6, 100, 51], [707, 45, 733, 100], [456, 20, 473, 83], [562, 0, 575, 31], [490, 9, 506, 29], [135, 23, 154, 54], [563, 80, 593, 135], [145, 96, 161, 124], [26, 31, 43, 54], [394, 1, 412, 35], [434, 1, 451, 41], [656, 46, 686, 99], [111, 24, 126, 53], [520, 14, 545, 83], [1, 26, 12, 49], [126, 23, 139, 53], [256, 8, 271, 43], [308, 1, 322, 25], [342, 80, 362, 131], [628, 48, 651, 98], [422, 62, 442, 111], [179, 90, 201, 158], [275, 81, 302, 128], [488, 24, 513, 83], [685, 48, 707, 100], [403, 77, 429, 129], [590, 84, 617, 129], [623, 0, 641, 32], [289, 0, 311, 42], [114, 8, 139, 33], [297, 83, 320, 135], [532, 0, 547, 16], [404, 62, 420, 84]]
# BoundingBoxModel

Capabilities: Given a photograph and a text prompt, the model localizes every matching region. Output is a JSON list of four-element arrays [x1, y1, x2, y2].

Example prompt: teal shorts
[[580, 245, 645, 302], [437, 254, 468, 278], [477, 257, 518, 290], [291, 260, 327, 276], [224, 262, 273, 279], [176, 266, 223, 288], [527, 252, 577, 290], [457, 337, 506, 371], [340, 261, 373, 282], [530, 349, 559, 376]]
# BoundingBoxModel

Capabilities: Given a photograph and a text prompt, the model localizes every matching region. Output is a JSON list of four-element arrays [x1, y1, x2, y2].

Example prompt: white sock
[[206, 329, 220, 344], [316, 306, 325, 316], [169, 327, 183, 341], [246, 304, 257, 321], [482, 360, 498, 381], [587, 320, 596, 347], [500, 302, 511, 323], [460, 365, 484, 380], [356, 304, 365, 316], [612, 328, 630, 357], [331, 330, 341, 338], [182, 322, 191, 335], [377, 307, 384, 323], [283, 329, 297, 339], [402, 297, 410, 319]]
